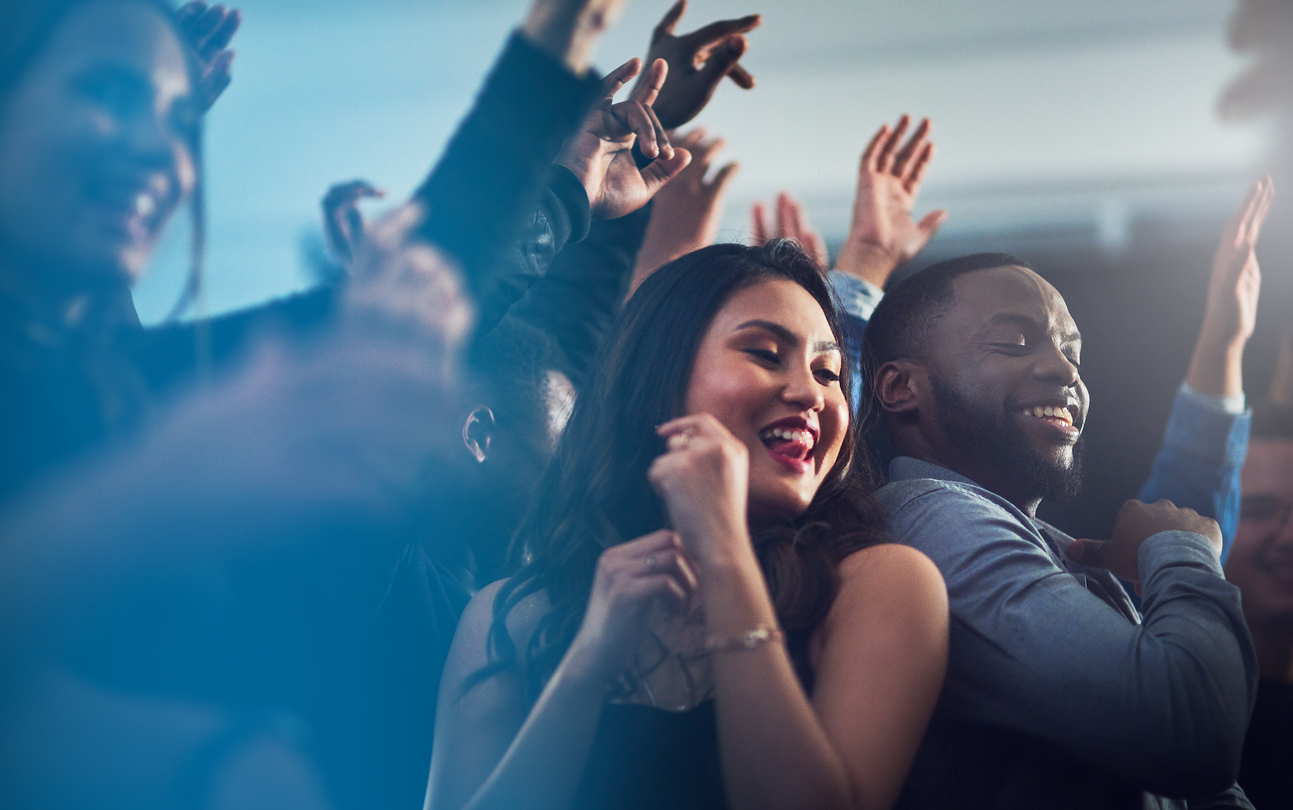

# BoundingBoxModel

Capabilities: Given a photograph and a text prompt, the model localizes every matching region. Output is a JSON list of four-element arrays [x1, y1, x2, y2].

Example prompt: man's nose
[[1035, 343, 1080, 387]]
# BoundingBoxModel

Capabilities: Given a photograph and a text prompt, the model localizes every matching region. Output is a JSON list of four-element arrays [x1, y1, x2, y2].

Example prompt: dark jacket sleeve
[[130, 287, 338, 394], [510, 202, 652, 388], [413, 31, 601, 335]]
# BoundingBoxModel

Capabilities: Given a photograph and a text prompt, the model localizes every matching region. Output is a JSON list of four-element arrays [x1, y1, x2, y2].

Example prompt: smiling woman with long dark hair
[[428, 240, 950, 810]]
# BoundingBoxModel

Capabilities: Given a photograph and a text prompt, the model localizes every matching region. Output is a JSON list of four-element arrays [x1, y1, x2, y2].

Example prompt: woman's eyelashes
[[813, 365, 841, 383], [741, 346, 840, 385]]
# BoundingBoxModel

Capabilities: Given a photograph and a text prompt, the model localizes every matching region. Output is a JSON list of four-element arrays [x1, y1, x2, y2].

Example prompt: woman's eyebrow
[[734, 319, 839, 352]]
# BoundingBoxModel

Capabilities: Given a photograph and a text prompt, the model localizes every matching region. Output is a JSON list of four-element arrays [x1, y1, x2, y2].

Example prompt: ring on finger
[[645, 554, 658, 569]]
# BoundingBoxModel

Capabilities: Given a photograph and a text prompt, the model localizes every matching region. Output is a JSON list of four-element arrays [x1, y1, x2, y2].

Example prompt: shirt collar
[[887, 456, 983, 489]]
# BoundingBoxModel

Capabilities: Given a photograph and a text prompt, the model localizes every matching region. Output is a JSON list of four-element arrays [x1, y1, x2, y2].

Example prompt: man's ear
[[875, 360, 923, 415], [462, 405, 495, 463]]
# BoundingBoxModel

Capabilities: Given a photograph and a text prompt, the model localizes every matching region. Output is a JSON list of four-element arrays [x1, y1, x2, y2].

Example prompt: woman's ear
[[875, 360, 923, 415], [462, 405, 495, 463]]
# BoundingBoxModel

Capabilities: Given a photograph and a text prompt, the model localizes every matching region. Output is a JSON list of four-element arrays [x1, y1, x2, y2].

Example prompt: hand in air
[[565, 530, 698, 687], [630, 128, 739, 295], [1202, 175, 1275, 350], [637, 0, 761, 130], [559, 58, 692, 220], [344, 203, 475, 370], [321, 180, 386, 271], [751, 192, 829, 270], [835, 115, 947, 288], [177, 1, 241, 111], [649, 414, 751, 568], [1067, 499, 1224, 591]]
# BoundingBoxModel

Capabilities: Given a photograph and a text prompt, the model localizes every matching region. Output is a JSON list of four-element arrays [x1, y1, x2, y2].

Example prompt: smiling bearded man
[[862, 253, 1256, 810]]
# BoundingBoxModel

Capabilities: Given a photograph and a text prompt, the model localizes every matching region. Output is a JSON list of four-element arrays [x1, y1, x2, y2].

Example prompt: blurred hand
[[1068, 500, 1224, 587], [637, 0, 760, 129], [750, 192, 829, 270], [629, 128, 738, 295], [344, 203, 476, 373], [1186, 175, 1275, 398], [558, 58, 692, 220], [649, 414, 751, 568], [521, 0, 631, 74], [177, 1, 241, 111], [835, 115, 947, 288], [321, 179, 386, 271], [1218, 0, 1293, 120]]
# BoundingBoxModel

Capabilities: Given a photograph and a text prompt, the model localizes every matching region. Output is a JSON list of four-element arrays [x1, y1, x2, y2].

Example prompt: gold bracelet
[[703, 623, 784, 655]]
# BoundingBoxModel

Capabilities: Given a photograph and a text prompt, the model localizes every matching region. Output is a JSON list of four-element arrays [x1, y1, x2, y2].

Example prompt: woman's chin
[[747, 484, 814, 526]]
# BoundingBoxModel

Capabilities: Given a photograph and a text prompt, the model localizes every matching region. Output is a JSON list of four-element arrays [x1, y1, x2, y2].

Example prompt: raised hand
[[636, 0, 761, 130], [835, 115, 947, 288], [1185, 176, 1275, 400], [750, 192, 829, 270], [563, 530, 698, 687], [1068, 499, 1224, 587], [321, 179, 386, 271], [521, 0, 632, 74], [176, 1, 241, 112], [630, 128, 739, 294], [558, 58, 692, 220], [649, 414, 751, 568], [344, 203, 475, 370]]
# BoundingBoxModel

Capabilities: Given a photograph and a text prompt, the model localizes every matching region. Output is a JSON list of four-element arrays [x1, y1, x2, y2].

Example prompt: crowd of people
[[0, 0, 1289, 808]]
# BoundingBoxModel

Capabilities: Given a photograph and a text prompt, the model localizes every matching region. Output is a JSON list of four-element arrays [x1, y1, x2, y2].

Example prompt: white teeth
[[133, 193, 155, 218], [1023, 406, 1074, 426], [762, 427, 814, 446]]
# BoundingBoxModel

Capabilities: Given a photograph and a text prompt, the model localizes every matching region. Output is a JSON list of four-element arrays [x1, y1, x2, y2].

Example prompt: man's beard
[[929, 373, 1084, 502]]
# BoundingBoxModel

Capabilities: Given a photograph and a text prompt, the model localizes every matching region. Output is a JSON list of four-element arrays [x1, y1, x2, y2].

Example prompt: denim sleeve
[[827, 271, 882, 415], [884, 482, 1256, 798], [1138, 384, 1252, 561]]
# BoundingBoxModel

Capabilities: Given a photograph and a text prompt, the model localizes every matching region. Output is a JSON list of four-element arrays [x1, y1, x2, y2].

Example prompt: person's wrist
[[687, 521, 756, 572], [835, 238, 900, 288], [521, 1, 615, 74], [559, 634, 621, 692], [555, 153, 599, 211]]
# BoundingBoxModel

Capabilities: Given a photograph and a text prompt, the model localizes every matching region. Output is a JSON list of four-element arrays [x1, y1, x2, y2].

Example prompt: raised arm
[[413, 0, 621, 333], [1139, 176, 1275, 553]]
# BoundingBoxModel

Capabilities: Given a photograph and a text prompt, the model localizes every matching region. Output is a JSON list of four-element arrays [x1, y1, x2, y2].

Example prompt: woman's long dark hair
[[480, 240, 887, 700]]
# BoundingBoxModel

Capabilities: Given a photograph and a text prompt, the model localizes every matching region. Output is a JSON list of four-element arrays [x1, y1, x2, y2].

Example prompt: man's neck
[[902, 444, 1044, 517]]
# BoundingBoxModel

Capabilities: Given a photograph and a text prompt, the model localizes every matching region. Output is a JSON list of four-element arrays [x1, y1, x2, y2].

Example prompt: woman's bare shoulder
[[457, 578, 553, 655], [832, 544, 948, 627]]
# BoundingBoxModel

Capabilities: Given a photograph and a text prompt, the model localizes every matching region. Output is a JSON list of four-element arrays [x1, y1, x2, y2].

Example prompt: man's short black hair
[[1252, 401, 1293, 442], [467, 316, 570, 461], [863, 252, 1032, 366]]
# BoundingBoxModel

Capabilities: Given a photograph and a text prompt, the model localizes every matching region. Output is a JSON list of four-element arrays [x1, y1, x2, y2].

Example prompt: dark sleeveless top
[[573, 701, 728, 810]]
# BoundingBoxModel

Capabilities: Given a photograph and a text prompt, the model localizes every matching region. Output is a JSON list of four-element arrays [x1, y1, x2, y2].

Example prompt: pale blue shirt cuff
[[1179, 381, 1246, 416], [827, 271, 885, 322]]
